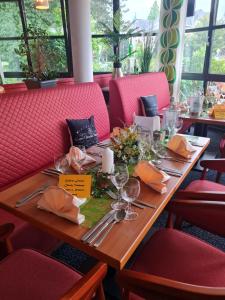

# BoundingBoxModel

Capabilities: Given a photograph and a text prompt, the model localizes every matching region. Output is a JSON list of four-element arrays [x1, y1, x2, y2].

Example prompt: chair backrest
[[109, 72, 170, 129], [0, 83, 110, 190], [220, 134, 225, 158], [1, 83, 27, 93], [94, 74, 112, 88]]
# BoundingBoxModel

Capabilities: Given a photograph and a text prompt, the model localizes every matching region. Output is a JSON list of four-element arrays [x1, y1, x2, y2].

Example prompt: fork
[[16, 184, 49, 208]]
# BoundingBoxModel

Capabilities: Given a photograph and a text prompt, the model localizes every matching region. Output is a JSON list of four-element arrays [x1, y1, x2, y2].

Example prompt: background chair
[[0, 223, 107, 300], [117, 197, 225, 300]]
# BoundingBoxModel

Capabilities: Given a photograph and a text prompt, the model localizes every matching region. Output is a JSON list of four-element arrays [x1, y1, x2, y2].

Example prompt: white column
[[0, 58, 4, 84], [68, 0, 93, 82]]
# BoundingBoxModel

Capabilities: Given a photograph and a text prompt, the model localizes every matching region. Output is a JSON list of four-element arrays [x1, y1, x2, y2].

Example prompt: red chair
[[0, 223, 107, 300], [57, 78, 76, 86], [220, 134, 225, 158], [117, 197, 225, 300]]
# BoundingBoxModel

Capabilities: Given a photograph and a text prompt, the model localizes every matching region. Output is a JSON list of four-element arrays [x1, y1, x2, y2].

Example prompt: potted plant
[[99, 9, 141, 78], [15, 25, 58, 89]]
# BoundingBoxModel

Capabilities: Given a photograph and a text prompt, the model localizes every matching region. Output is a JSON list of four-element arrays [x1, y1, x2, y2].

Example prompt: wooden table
[[180, 113, 225, 136], [0, 136, 210, 270]]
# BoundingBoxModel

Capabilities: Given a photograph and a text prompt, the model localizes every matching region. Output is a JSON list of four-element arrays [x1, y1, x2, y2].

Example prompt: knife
[[16, 184, 49, 208], [135, 200, 156, 209]]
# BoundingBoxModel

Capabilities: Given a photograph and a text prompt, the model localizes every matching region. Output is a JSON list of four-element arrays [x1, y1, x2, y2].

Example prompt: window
[[181, 0, 225, 97], [0, 0, 70, 82], [91, 0, 160, 73]]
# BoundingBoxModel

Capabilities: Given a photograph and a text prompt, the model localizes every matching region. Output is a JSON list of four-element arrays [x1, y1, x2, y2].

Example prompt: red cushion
[[220, 136, 225, 158], [131, 228, 225, 287], [0, 83, 110, 188], [0, 208, 59, 253], [1, 83, 27, 93], [185, 179, 225, 192], [57, 78, 76, 85], [94, 74, 112, 88], [0, 249, 82, 300], [109, 72, 170, 128]]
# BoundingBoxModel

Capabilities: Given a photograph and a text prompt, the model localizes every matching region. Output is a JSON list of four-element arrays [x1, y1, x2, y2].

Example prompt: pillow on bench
[[140, 95, 158, 117], [66, 115, 99, 148]]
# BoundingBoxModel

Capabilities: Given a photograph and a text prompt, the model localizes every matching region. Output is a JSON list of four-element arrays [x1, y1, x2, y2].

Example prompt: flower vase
[[112, 62, 123, 79]]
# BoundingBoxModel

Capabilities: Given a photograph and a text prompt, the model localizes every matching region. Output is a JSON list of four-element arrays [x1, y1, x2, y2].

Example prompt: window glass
[[0, 40, 25, 72], [92, 38, 114, 72], [120, 0, 160, 32], [182, 31, 208, 73], [216, 0, 225, 25], [207, 81, 225, 101], [24, 0, 64, 35], [180, 80, 204, 100], [0, 1, 23, 37], [28, 38, 68, 72], [91, 0, 113, 34], [186, 0, 211, 29], [210, 29, 225, 74]]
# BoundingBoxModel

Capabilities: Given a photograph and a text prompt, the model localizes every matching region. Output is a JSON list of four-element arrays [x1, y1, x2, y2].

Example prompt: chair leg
[[166, 212, 174, 228], [174, 216, 183, 230], [95, 283, 105, 300]]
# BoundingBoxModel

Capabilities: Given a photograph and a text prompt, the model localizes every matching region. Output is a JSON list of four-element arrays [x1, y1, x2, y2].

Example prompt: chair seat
[[131, 229, 225, 288], [0, 208, 59, 253], [185, 179, 225, 192], [0, 249, 82, 300]]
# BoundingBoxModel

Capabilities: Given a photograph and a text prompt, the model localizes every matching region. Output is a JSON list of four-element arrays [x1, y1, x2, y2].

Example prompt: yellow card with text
[[59, 175, 92, 198]]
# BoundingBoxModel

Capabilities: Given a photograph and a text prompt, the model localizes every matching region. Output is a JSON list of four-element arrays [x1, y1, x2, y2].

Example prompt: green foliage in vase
[[99, 9, 141, 64], [140, 32, 158, 73]]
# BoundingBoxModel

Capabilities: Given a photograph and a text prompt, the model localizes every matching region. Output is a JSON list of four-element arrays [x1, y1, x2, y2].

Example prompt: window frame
[[0, 0, 72, 79], [182, 0, 225, 92]]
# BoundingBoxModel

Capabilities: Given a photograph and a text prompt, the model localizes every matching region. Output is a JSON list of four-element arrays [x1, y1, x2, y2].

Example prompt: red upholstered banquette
[[0, 82, 110, 252], [1, 83, 28, 93], [109, 72, 170, 128]]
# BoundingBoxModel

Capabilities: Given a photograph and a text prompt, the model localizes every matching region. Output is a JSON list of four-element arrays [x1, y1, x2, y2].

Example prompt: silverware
[[158, 166, 182, 177], [131, 202, 145, 209], [135, 200, 156, 209], [81, 210, 115, 242], [16, 184, 49, 208], [41, 170, 59, 177], [156, 153, 190, 163], [87, 213, 116, 245], [106, 190, 145, 209], [93, 209, 126, 247]]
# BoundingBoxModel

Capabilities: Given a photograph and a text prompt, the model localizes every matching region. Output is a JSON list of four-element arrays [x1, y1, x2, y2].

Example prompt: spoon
[[93, 209, 126, 248]]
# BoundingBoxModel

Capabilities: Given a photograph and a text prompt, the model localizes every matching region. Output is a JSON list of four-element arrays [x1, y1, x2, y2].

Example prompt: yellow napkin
[[66, 146, 96, 172], [167, 135, 196, 159], [37, 186, 85, 224], [134, 161, 170, 194]]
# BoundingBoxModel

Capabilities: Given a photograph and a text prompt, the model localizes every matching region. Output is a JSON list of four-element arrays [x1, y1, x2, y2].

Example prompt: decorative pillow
[[140, 95, 158, 117], [66, 116, 99, 148]]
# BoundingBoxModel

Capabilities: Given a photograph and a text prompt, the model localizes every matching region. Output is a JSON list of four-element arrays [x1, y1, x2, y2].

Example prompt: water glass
[[122, 178, 140, 221], [54, 154, 70, 174], [71, 145, 87, 173], [110, 163, 129, 210], [151, 130, 162, 165]]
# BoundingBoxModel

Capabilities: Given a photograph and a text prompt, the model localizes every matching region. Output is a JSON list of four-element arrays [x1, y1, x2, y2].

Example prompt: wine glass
[[71, 145, 87, 173], [151, 130, 162, 165], [110, 163, 129, 210], [54, 154, 70, 174], [138, 131, 151, 160], [174, 117, 183, 133], [122, 178, 140, 220]]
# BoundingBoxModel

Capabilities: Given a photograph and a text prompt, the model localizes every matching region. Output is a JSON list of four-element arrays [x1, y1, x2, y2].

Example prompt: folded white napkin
[[66, 146, 96, 172], [134, 161, 170, 194], [167, 135, 196, 159], [37, 186, 85, 224]]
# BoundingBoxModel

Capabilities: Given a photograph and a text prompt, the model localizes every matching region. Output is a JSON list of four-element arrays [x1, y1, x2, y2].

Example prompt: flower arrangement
[[111, 126, 140, 163]]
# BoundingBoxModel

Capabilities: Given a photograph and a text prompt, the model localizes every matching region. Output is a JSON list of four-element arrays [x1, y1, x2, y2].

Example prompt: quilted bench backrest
[[0, 82, 110, 189], [109, 72, 170, 128]]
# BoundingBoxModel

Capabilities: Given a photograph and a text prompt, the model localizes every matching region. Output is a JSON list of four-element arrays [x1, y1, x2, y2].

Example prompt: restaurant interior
[[0, 0, 225, 299]]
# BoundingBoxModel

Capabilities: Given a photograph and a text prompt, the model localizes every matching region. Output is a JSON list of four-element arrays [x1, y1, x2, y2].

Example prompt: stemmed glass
[[174, 116, 183, 134], [71, 145, 87, 173], [122, 178, 140, 220], [151, 130, 162, 165], [110, 163, 129, 210], [54, 154, 70, 174]]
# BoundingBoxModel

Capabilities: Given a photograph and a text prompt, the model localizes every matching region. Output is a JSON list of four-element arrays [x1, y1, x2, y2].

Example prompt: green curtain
[[159, 0, 185, 96]]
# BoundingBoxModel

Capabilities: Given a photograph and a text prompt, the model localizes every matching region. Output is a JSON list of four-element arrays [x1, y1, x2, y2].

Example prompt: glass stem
[[118, 188, 122, 202], [127, 202, 131, 214]]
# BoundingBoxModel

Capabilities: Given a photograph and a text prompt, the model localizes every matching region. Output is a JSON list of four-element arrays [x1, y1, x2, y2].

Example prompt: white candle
[[102, 148, 114, 174]]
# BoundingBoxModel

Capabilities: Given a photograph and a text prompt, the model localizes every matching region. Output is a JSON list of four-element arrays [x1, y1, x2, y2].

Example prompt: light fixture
[[35, 0, 49, 10]]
